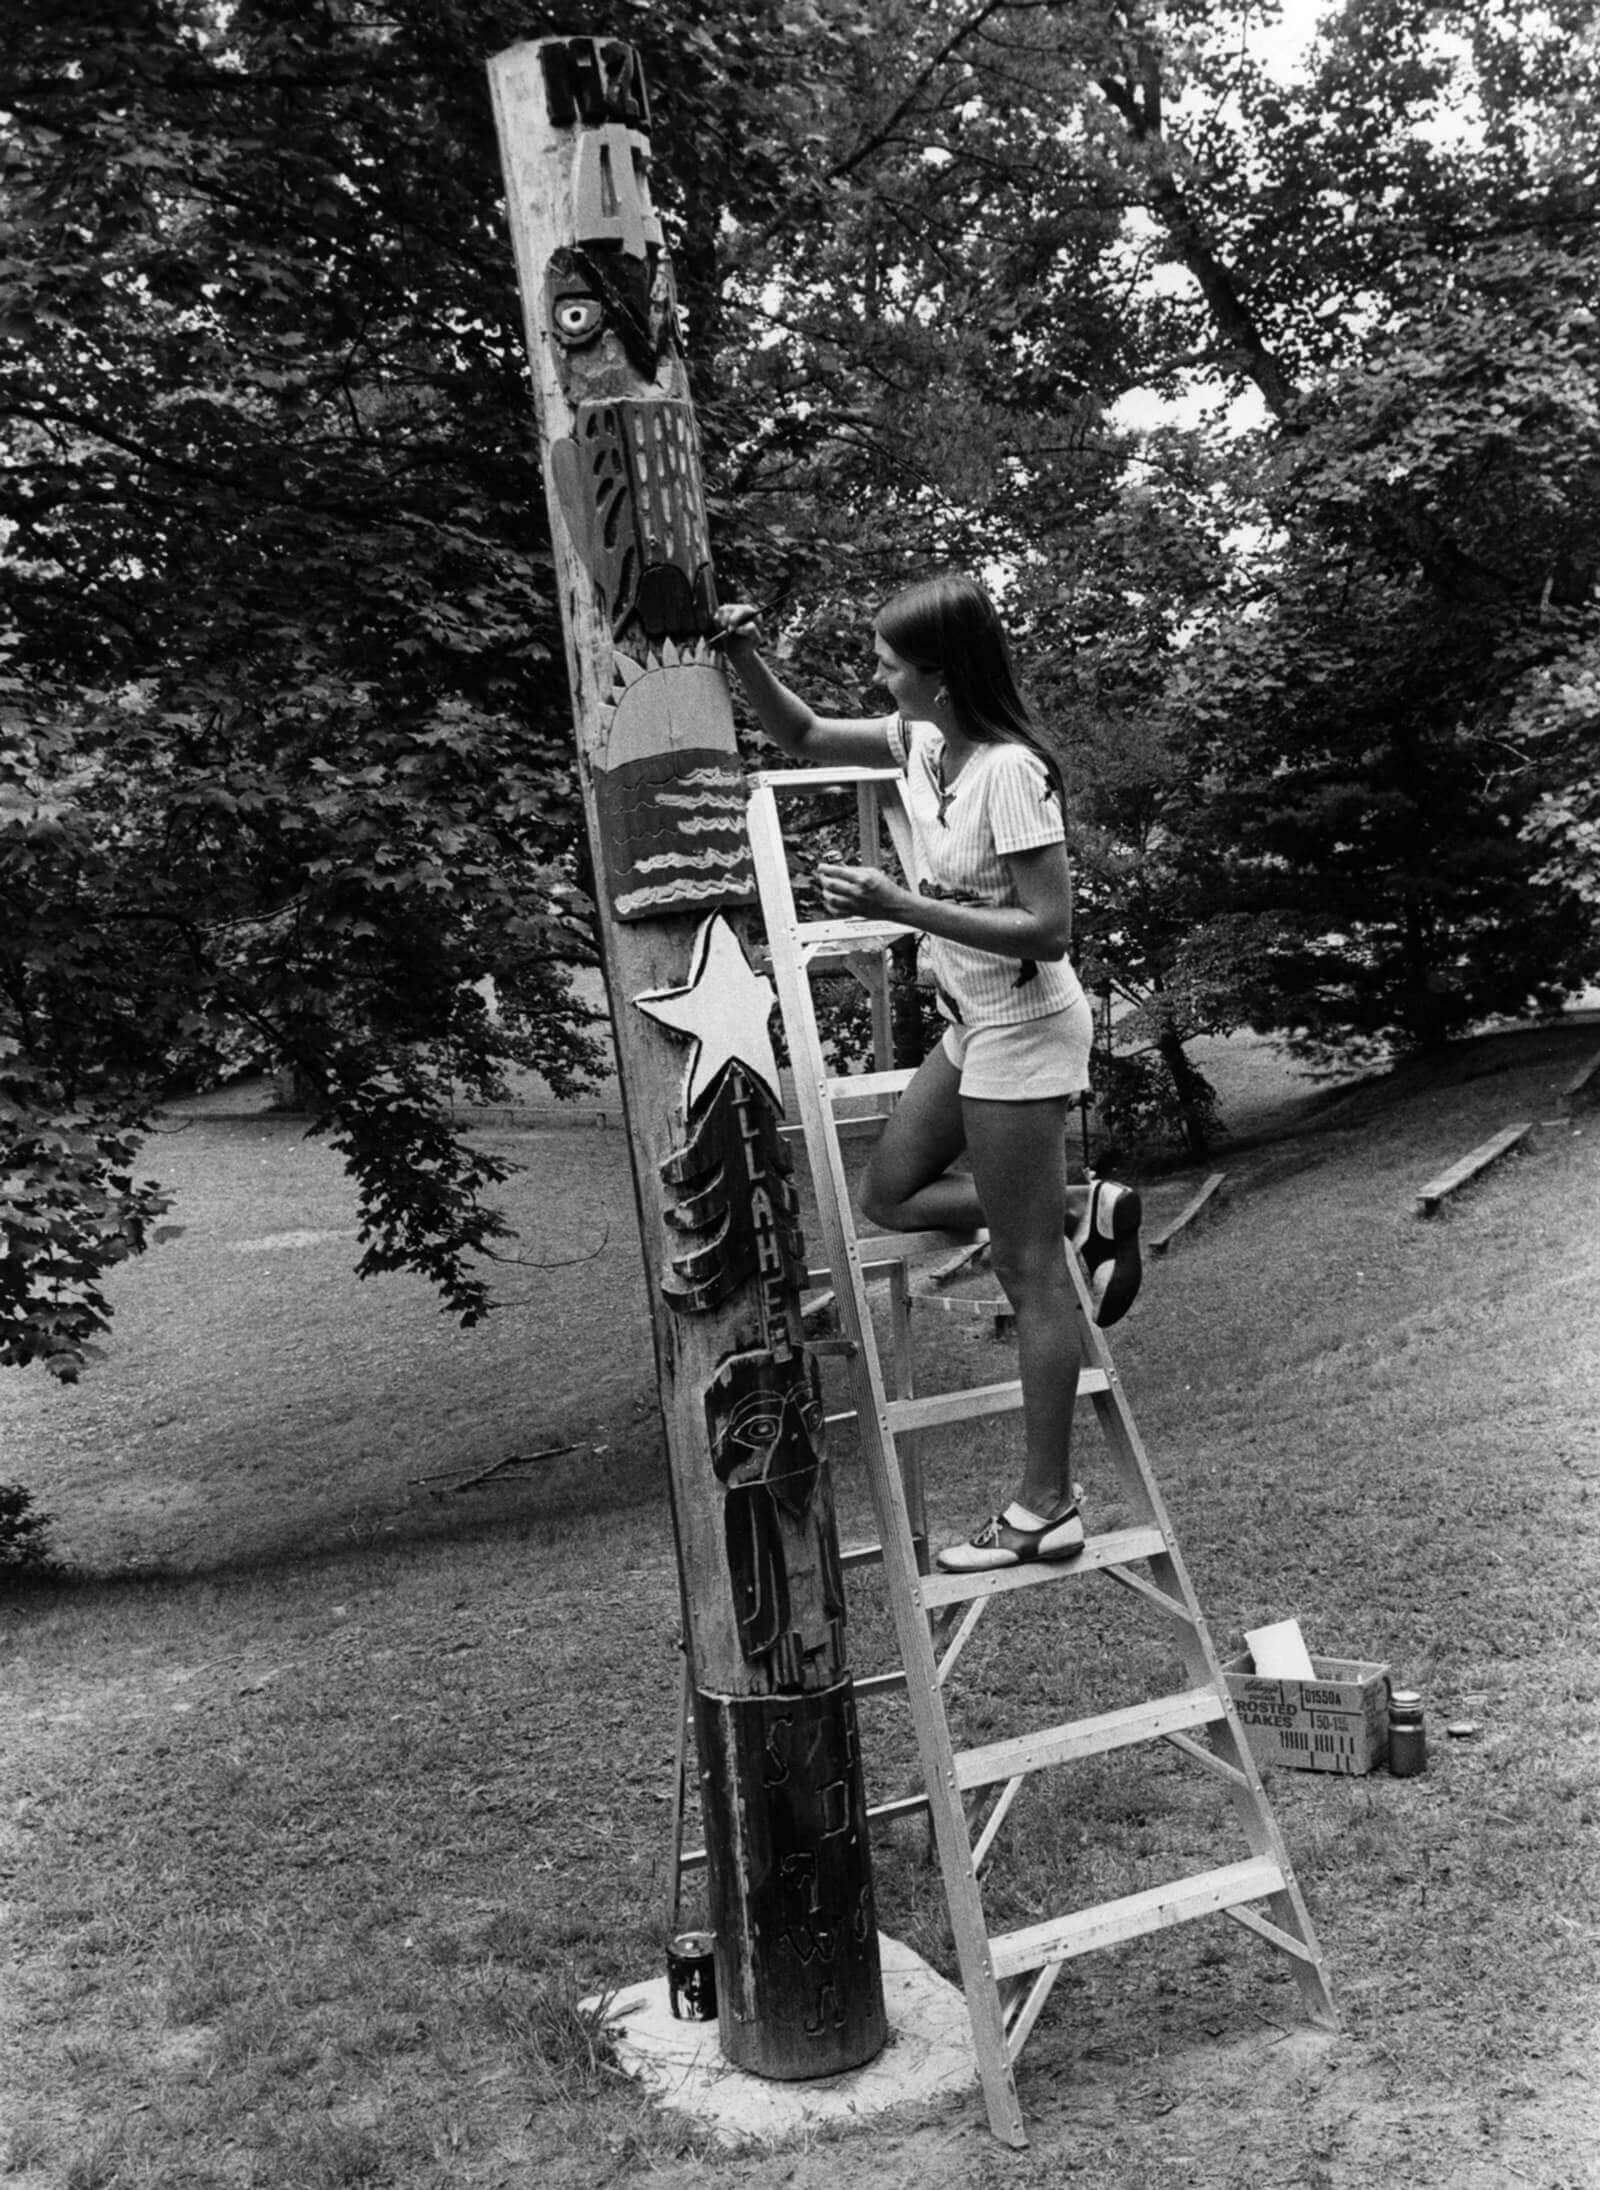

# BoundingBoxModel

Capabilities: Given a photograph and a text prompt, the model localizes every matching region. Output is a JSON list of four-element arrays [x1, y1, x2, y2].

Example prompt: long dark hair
[[875, 573, 1064, 805]]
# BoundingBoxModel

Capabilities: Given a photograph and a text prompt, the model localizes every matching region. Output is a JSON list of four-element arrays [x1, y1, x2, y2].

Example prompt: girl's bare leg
[[962, 1093, 1080, 1515], [859, 1047, 1080, 1519], [858, 1041, 978, 1234]]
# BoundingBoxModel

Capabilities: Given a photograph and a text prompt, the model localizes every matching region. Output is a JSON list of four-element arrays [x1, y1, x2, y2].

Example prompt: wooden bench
[[1148, 1173, 1227, 1257], [1414, 1123, 1533, 1216], [1560, 1047, 1600, 1114]]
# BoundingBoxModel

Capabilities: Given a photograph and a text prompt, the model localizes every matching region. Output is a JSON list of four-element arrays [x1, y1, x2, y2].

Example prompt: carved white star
[[632, 913, 783, 1116]]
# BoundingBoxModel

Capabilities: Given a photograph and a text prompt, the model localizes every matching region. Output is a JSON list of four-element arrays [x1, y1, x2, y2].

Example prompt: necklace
[[933, 751, 955, 826], [934, 738, 974, 826]]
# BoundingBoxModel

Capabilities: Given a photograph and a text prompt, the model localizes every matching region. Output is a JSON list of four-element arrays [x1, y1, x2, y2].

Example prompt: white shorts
[[940, 997, 1093, 1103]]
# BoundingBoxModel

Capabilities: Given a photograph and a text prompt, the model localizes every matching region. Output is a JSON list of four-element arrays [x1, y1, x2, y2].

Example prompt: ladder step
[[918, 1525, 1170, 1610], [682, 1776, 933, 1870], [855, 1226, 991, 1262], [885, 1367, 1108, 1436], [989, 1856, 1287, 1980], [867, 1790, 930, 1829], [845, 1523, 1170, 1592], [886, 1380, 1022, 1433], [807, 1250, 937, 1286], [956, 1686, 1225, 1793], [826, 1067, 917, 1108]]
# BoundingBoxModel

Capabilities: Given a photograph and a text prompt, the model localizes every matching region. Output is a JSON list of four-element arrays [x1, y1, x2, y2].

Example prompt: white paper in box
[[1223, 1652, 1391, 1776]]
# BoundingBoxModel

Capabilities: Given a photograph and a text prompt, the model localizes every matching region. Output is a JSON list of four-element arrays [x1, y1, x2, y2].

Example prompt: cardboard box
[[1223, 1652, 1391, 1776]]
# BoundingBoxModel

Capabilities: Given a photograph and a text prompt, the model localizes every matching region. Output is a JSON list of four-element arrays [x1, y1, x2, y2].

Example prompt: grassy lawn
[[2, 1022, 1599, 2189]]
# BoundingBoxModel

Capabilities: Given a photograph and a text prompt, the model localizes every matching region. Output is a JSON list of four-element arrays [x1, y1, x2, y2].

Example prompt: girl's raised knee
[[859, 1177, 900, 1230]]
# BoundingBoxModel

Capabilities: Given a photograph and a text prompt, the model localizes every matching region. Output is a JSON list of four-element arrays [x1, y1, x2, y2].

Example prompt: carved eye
[[552, 294, 604, 345]]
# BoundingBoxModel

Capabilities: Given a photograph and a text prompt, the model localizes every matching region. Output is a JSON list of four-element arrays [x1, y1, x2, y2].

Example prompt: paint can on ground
[[1388, 1688, 1427, 1777], [666, 1931, 717, 2021]]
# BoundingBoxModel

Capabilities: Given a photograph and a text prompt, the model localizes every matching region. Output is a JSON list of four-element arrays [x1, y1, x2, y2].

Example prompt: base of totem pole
[[585, 1934, 976, 2149]]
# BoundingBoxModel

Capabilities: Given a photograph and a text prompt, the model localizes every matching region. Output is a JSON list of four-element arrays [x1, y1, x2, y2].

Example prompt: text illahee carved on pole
[[487, 34, 888, 2078]]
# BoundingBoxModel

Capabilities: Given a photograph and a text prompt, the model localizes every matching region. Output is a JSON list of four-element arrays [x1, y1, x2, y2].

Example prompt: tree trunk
[[1155, 1026, 1214, 1158], [1097, 52, 1298, 423]]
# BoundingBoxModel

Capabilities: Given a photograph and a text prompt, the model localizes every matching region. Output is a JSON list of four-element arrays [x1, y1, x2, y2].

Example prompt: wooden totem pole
[[487, 37, 887, 2078]]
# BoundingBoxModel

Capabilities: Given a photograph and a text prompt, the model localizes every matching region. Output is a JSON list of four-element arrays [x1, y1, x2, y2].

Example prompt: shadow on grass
[[0, 1419, 670, 1604]]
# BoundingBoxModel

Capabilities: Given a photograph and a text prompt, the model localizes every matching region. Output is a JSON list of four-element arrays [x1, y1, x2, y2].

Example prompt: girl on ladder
[[716, 573, 1142, 1575]]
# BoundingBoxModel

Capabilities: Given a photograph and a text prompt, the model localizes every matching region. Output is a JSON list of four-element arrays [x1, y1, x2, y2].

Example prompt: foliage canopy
[[2, 0, 1597, 1372]]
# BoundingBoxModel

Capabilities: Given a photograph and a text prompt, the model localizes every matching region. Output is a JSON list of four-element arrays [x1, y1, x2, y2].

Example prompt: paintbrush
[[705, 599, 778, 650]]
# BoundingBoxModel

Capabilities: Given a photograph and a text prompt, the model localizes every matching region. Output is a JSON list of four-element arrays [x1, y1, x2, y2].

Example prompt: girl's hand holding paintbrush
[[710, 602, 765, 654]]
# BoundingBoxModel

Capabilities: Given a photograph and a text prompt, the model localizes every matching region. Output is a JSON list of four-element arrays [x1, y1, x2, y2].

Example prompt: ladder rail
[[1004, 1962, 1067, 2062], [970, 1776, 1024, 1872], [666, 1660, 696, 1929], [935, 1596, 991, 1687]]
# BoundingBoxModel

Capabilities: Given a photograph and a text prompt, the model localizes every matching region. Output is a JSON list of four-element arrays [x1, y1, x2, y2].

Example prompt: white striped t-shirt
[[882, 715, 1085, 1027]]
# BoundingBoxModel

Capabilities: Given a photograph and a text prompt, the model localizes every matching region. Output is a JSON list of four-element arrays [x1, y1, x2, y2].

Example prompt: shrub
[[0, 1483, 58, 1573], [1091, 1045, 1220, 1165]]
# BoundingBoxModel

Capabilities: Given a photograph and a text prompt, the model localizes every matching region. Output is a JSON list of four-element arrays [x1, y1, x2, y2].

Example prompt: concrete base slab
[[587, 1934, 977, 2148]]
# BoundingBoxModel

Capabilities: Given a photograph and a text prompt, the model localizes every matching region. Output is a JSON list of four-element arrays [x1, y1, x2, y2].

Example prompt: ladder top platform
[[795, 916, 916, 958], [754, 765, 902, 789]]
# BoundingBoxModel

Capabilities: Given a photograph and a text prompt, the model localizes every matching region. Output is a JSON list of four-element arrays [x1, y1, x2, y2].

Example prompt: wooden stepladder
[[674, 764, 1337, 2147]]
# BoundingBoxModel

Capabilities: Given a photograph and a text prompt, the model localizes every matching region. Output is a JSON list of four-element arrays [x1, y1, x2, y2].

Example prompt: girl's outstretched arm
[[715, 605, 893, 770]]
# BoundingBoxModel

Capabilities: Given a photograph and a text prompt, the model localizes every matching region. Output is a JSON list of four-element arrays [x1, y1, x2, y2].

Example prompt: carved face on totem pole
[[705, 1348, 846, 1685], [538, 37, 677, 383], [536, 35, 752, 925]]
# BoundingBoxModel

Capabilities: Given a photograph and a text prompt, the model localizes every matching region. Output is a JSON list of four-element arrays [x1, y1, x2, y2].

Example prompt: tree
[[0, 0, 821, 1373], [1158, 16, 1600, 1058], [5, 0, 1598, 1370], [703, 0, 1597, 1104], [990, 2, 1600, 1079]]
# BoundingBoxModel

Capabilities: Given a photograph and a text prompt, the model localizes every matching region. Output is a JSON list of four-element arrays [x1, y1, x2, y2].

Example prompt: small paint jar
[[1388, 1689, 1427, 1777], [666, 1930, 717, 2021]]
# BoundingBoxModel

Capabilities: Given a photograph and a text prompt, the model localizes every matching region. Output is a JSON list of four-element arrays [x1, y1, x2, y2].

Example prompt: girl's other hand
[[816, 862, 905, 920]]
